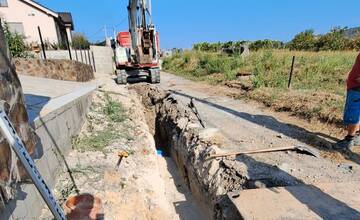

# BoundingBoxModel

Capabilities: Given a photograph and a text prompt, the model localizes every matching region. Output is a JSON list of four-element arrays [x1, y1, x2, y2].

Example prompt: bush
[[288, 30, 317, 51], [289, 27, 360, 51], [316, 27, 348, 51], [71, 33, 90, 49], [2, 23, 31, 58], [250, 40, 285, 51]]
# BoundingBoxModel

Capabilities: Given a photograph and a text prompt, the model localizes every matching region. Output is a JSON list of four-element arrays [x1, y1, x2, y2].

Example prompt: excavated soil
[[41, 76, 360, 220], [130, 83, 360, 219]]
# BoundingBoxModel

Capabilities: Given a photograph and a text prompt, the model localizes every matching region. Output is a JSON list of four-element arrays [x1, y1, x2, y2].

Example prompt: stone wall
[[0, 24, 38, 208], [14, 59, 94, 82]]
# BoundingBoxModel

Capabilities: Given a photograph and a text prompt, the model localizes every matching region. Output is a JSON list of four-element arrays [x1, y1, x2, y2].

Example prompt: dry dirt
[[40, 76, 205, 220], [39, 71, 360, 220]]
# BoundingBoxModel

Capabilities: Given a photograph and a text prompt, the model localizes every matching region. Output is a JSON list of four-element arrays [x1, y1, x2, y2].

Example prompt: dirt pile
[[14, 59, 94, 82]]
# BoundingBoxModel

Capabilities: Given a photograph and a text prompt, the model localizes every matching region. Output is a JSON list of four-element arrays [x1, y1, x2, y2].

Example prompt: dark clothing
[[347, 53, 360, 90]]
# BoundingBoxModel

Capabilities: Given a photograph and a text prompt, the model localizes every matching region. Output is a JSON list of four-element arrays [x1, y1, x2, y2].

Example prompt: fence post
[[75, 49, 78, 61], [288, 56, 296, 89], [37, 26, 46, 60], [80, 48, 83, 63], [65, 33, 72, 60], [87, 50, 91, 66], [91, 51, 96, 72]]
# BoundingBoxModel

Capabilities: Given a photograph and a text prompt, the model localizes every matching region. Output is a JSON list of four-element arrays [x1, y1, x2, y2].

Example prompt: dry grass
[[163, 50, 358, 124]]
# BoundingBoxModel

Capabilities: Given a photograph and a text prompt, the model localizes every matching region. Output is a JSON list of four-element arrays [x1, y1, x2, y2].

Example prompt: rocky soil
[[15, 59, 94, 82], [40, 79, 204, 220]]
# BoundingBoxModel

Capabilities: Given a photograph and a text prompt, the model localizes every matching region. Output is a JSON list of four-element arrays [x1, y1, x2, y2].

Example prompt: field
[[163, 50, 359, 124]]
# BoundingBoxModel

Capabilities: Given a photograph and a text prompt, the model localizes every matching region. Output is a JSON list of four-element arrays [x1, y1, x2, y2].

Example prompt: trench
[[143, 90, 210, 220], [130, 84, 247, 220], [130, 83, 333, 219]]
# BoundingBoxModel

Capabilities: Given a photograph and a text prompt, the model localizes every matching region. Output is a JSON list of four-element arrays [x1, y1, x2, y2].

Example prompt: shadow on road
[[170, 90, 360, 165], [235, 154, 360, 219]]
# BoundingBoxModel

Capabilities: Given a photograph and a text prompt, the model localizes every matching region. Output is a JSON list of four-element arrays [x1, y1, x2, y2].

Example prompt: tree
[[71, 33, 90, 49], [249, 40, 284, 51], [352, 31, 360, 50], [2, 23, 30, 58], [288, 30, 317, 51], [316, 27, 348, 51]]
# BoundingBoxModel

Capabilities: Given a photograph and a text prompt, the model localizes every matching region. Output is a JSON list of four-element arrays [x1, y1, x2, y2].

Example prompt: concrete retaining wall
[[0, 86, 96, 220], [90, 46, 114, 75], [42, 47, 114, 75], [44, 50, 96, 68]]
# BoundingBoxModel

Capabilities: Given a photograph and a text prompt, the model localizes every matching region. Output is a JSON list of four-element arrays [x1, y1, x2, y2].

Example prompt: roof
[[20, 0, 58, 18], [58, 12, 74, 30], [19, 1, 74, 30]]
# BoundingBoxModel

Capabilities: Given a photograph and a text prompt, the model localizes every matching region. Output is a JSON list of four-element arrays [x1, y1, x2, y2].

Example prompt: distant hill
[[344, 27, 360, 38]]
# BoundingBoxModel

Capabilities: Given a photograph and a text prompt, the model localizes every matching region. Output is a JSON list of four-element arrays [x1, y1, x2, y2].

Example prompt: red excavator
[[114, 0, 160, 84]]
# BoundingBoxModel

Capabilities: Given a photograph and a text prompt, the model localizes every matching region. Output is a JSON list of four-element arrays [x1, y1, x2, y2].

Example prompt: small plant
[[103, 93, 127, 123], [71, 32, 91, 49], [72, 127, 123, 152], [2, 23, 31, 58]]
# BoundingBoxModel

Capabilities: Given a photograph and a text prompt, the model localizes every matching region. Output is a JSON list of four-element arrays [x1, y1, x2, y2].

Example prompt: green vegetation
[[289, 27, 360, 51], [2, 23, 31, 58], [163, 50, 358, 124], [71, 32, 90, 49], [104, 93, 127, 123], [73, 93, 131, 152], [72, 126, 124, 152], [193, 27, 360, 53]]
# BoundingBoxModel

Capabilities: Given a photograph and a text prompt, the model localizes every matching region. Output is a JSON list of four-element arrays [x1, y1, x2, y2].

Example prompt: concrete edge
[[0, 84, 97, 220], [32, 85, 97, 129]]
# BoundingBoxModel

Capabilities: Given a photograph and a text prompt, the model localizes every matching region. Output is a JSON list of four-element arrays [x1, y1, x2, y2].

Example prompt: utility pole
[[113, 26, 116, 40]]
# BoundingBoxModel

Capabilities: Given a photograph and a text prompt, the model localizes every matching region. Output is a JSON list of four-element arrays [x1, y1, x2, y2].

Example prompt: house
[[0, 0, 74, 45]]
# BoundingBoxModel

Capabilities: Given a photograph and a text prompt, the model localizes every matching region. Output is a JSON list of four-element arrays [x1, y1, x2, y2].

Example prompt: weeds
[[72, 92, 131, 152], [73, 126, 126, 152], [104, 93, 127, 123], [163, 50, 357, 123]]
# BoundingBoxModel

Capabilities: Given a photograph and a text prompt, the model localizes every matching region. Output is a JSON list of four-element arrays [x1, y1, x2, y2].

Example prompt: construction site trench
[[130, 84, 241, 219], [39, 79, 360, 220], [130, 83, 360, 220]]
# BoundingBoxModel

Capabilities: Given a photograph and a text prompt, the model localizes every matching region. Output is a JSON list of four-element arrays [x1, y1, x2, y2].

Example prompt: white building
[[0, 0, 74, 44]]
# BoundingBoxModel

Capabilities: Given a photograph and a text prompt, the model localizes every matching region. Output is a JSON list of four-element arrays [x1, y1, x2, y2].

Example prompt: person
[[335, 52, 360, 150]]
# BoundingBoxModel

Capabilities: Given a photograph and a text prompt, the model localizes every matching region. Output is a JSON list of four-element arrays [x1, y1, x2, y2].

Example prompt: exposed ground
[[162, 71, 360, 160], [40, 77, 206, 220], [41, 71, 360, 220], [163, 50, 358, 125]]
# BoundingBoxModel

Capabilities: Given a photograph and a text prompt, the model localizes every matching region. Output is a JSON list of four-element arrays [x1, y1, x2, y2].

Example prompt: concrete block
[[35, 157, 53, 187], [0, 81, 95, 219]]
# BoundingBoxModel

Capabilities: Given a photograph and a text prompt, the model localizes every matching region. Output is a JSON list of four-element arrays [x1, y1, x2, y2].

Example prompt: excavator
[[114, 0, 161, 84]]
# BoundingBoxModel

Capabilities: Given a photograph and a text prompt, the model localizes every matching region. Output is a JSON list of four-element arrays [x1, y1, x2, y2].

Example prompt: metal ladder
[[0, 107, 67, 220]]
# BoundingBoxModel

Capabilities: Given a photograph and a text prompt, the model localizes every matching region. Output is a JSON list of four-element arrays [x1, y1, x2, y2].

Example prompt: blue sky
[[38, 0, 360, 49]]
